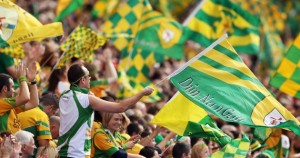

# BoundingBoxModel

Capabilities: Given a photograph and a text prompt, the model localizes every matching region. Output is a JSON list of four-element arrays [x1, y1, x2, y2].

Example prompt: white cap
[[281, 135, 290, 149]]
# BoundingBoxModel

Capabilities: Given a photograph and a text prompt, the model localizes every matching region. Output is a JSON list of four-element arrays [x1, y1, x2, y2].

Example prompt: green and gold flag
[[151, 92, 231, 147], [232, 0, 286, 68], [185, 0, 260, 54], [118, 48, 164, 82], [270, 34, 300, 99], [102, 0, 152, 53], [0, 0, 64, 48], [58, 26, 105, 67], [209, 134, 250, 158], [0, 44, 24, 59], [168, 35, 300, 135], [134, 10, 187, 59], [117, 69, 162, 103], [55, 0, 84, 22], [263, 128, 282, 158], [92, 0, 121, 20]]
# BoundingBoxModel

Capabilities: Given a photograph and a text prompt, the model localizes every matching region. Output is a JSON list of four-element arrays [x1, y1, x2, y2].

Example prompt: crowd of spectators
[[1, 0, 300, 158]]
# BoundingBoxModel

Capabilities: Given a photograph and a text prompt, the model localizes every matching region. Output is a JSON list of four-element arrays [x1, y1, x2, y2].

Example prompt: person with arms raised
[[57, 63, 153, 158]]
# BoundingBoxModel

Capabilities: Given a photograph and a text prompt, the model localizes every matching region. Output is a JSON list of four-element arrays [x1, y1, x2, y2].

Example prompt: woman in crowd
[[91, 111, 144, 158], [191, 141, 210, 158]]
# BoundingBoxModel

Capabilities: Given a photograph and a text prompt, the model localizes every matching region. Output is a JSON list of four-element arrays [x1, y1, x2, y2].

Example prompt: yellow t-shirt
[[0, 98, 25, 134], [18, 105, 52, 147], [91, 122, 119, 158]]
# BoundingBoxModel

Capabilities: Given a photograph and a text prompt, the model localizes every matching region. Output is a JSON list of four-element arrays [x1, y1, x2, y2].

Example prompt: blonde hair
[[36, 146, 58, 158], [192, 141, 209, 158], [102, 112, 130, 131]]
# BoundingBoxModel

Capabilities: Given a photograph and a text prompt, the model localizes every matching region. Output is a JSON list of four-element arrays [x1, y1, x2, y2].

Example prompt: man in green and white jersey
[[58, 63, 153, 158]]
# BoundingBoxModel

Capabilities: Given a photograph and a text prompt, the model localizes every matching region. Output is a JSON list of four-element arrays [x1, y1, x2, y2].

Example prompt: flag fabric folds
[[263, 128, 282, 158], [0, 44, 24, 59], [0, 0, 64, 48], [209, 134, 250, 158], [58, 26, 105, 67], [55, 0, 84, 22], [231, 0, 286, 68], [101, 0, 152, 52], [168, 35, 300, 135], [118, 48, 164, 82], [134, 10, 187, 59], [270, 34, 300, 99], [92, 0, 121, 20], [117, 69, 162, 103], [185, 0, 260, 54], [151, 92, 231, 146]]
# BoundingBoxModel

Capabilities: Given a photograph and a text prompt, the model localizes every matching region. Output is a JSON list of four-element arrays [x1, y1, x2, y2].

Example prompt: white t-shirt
[[57, 90, 94, 157]]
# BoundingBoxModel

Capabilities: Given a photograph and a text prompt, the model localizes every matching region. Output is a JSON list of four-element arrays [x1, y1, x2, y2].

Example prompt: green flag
[[102, 0, 152, 53], [185, 0, 260, 54], [55, 0, 84, 22], [270, 34, 300, 99], [168, 35, 300, 135], [209, 134, 250, 158], [134, 10, 187, 59]]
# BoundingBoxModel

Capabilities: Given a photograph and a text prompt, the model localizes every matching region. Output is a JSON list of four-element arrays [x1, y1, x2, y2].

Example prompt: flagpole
[[182, 0, 207, 26]]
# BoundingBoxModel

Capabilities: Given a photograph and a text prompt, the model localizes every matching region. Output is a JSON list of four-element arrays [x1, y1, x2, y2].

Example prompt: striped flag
[[185, 0, 260, 54], [55, 0, 84, 22], [134, 10, 187, 59], [270, 34, 300, 99], [58, 26, 105, 67], [168, 35, 300, 135], [0, 0, 64, 48], [231, 0, 286, 68], [151, 92, 231, 147], [209, 134, 250, 158]]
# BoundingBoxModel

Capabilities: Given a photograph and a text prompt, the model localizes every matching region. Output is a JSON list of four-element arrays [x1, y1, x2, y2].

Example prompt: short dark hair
[[139, 146, 157, 158], [0, 73, 12, 92], [40, 92, 59, 110], [172, 142, 191, 158], [68, 64, 85, 86], [127, 123, 142, 136]]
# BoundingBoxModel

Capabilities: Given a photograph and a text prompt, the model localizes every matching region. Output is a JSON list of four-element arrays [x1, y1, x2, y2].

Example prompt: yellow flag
[[0, 0, 64, 48]]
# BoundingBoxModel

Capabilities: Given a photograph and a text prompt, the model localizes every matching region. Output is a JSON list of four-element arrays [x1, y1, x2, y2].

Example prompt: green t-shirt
[[0, 53, 14, 74]]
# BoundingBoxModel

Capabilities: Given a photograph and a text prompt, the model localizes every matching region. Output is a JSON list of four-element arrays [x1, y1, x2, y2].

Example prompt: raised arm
[[89, 87, 153, 112], [15, 61, 30, 106], [24, 62, 39, 110], [102, 48, 117, 83], [139, 126, 164, 146]]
